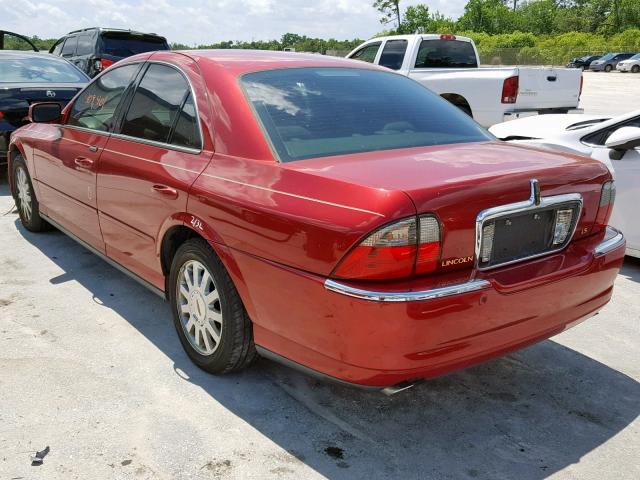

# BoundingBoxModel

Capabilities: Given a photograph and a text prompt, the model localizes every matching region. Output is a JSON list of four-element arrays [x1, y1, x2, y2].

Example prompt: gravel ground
[[0, 72, 639, 480]]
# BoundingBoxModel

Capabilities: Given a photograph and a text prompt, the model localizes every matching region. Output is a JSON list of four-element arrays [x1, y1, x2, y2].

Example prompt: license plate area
[[478, 202, 581, 270]]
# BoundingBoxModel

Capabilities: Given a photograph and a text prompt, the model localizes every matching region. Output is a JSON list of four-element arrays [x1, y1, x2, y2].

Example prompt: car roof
[[66, 27, 166, 39], [140, 49, 385, 76]]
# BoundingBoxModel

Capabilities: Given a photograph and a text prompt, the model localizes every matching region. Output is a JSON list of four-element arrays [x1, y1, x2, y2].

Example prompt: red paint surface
[[9, 50, 624, 387]]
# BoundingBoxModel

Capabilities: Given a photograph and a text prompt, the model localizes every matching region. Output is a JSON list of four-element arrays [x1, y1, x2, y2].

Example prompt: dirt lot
[[0, 73, 639, 480]]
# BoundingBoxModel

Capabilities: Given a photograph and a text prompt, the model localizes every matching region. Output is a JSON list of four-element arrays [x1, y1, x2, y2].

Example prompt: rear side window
[[379, 40, 408, 70], [61, 36, 77, 57], [415, 40, 478, 69], [242, 67, 491, 162], [170, 93, 201, 149], [76, 35, 93, 56], [67, 63, 139, 131], [120, 64, 192, 145], [350, 42, 381, 63]]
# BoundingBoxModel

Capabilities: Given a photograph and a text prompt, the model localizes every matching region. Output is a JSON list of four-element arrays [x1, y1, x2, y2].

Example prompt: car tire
[[632, 65, 640, 73], [605, 64, 612, 72], [12, 155, 49, 232], [169, 238, 257, 374]]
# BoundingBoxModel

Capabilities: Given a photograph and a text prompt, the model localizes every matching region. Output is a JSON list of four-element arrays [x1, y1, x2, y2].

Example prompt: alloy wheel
[[176, 260, 223, 356], [16, 166, 33, 223]]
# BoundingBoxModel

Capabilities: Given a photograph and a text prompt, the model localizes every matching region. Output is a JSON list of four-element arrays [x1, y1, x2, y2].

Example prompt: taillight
[[594, 180, 616, 232], [332, 215, 441, 280], [501, 76, 519, 104], [440, 34, 456, 41], [94, 58, 115, 72]]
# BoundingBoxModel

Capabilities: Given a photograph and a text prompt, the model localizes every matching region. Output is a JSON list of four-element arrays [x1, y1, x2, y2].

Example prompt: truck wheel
[[605, 65, 612, 72], [169, 238, 257, 374], [12, 155, 49, 232], [632, 65, 639, 73]]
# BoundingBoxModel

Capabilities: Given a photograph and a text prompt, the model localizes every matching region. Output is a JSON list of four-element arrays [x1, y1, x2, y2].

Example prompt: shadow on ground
[[620, 256, 640, 284], [16, 223, 640, 480]]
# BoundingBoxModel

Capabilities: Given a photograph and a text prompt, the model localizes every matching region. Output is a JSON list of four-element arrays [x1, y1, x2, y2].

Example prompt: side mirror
[[606, 126, 640, 160], [28, 102, 62, 123]]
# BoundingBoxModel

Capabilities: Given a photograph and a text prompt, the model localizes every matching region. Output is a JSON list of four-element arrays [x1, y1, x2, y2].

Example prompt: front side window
[[61, 36, 77, 57], [379, 40, 408, 70], [67, 63, 139, 131], [120, 64, 191, 144], [242, 68, 491, 162], [350, 42, 381, 63], [415, 40, 478, 69], [583, 116, 640, 146]]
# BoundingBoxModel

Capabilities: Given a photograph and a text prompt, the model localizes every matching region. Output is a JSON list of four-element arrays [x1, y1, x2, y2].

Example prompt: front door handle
[[152, 184, 178, 199], [74, 157, 94, 169]]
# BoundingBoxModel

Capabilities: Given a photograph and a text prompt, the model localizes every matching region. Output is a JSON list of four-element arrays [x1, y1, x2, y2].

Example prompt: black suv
[[49, 27, 170, 77]]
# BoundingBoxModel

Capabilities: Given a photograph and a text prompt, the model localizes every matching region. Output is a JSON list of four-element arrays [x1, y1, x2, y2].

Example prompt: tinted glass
[[583, 116, 640, 146], [0, 55, 88, 83], [51, 40, 65, 56], [600, 54, 615, 61], [76, 35, 93, 56], [61, 36, 77, 57], [101, 34, 168, 57], [243, 68, 491, 162], [170, 93, 201, 149], [415, 40, 478, 68], [379, 40, 408, 70], [121, 64, 190, 144], [350, 42, 381, 63], [68, 63, 139, 131]]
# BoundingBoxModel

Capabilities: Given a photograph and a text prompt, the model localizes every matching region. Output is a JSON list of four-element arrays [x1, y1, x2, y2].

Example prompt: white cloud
[[1, 0, 468, 45]]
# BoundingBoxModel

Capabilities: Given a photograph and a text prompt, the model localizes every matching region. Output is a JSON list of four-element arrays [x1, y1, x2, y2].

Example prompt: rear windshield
[[415, 40, 478, 68], [242, 67, 491, 162], [0, 55, 88, 83], [100, 34, 168, 57]]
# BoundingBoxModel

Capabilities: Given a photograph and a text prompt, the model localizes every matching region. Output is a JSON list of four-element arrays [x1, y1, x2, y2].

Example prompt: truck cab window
[[350, 42, 381, 64], [379, 40, 408, 71]]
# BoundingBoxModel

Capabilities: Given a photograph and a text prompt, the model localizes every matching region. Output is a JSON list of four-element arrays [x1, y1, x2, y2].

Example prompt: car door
[[608, 149, 640, 253], [73, 33, 95, 75], [97, 60, 212, 289], [35, 63, 141, 252]]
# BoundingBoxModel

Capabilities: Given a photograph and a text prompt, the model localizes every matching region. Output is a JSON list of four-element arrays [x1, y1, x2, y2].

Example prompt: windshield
[[0, 55, 88, 83], [242, 67, 492, 162], [630, 54, 640, 60], [101, 34, 168, 57], [599, 54, 615, 61]]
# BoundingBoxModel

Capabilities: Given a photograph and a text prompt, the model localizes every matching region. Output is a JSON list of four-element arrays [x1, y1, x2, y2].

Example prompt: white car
[[617, 53, 640, 73], [490, 111, 640, 258], [347, 34, 583, 127]]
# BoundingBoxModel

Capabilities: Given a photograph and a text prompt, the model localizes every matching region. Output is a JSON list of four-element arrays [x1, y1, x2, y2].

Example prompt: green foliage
[[374, 0, 402, 28]]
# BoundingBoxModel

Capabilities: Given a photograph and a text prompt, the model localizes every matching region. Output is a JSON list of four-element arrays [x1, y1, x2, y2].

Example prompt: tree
[[399, 5, 457, 34], [374, 0, 402, 29]]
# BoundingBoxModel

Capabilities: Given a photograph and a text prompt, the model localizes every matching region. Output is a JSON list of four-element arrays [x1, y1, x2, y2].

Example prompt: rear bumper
[[232, 227, 625, 388], [503, 108, 584, 123]]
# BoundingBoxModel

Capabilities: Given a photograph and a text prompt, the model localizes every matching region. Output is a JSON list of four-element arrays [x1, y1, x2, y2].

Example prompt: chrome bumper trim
[[324, 279, 491, 303], [595, 227, 625, 256]]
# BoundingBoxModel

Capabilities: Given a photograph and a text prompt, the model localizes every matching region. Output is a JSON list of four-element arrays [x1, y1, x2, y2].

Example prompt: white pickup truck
[[347, 34, 583, 127]]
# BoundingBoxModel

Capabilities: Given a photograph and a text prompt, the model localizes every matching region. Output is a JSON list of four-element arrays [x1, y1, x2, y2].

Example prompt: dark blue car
[[1, 51, 88, 168]]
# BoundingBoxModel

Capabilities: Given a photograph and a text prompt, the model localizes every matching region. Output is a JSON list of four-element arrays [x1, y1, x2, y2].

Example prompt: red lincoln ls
[[8, 50, 625, 392]]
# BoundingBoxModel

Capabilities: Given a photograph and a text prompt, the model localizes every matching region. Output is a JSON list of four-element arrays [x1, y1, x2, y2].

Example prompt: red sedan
[[7, 50, 625, 391]]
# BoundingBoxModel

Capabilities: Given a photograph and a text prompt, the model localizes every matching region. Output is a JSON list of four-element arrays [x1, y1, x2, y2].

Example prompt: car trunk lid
[[0, 83, 83, 127], [286, 141, 610, 271]]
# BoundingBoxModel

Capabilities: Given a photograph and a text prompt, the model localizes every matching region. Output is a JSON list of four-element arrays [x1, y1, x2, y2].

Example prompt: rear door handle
[[152, 184, 178, 199], [74, 157, 94, 169], [88, 145, 98, 152]]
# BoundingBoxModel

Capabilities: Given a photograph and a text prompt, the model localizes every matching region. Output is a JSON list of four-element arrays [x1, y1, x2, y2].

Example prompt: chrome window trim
[[62, 60, 205, 154], [475, 179, 583, 271], [324, 278, 491, 303], [110, 132, 202, 155], [594, 227, 625, 256]]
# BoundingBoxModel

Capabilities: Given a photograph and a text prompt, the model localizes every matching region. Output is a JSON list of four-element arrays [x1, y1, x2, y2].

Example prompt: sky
[[2, 0, 468, 45]]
